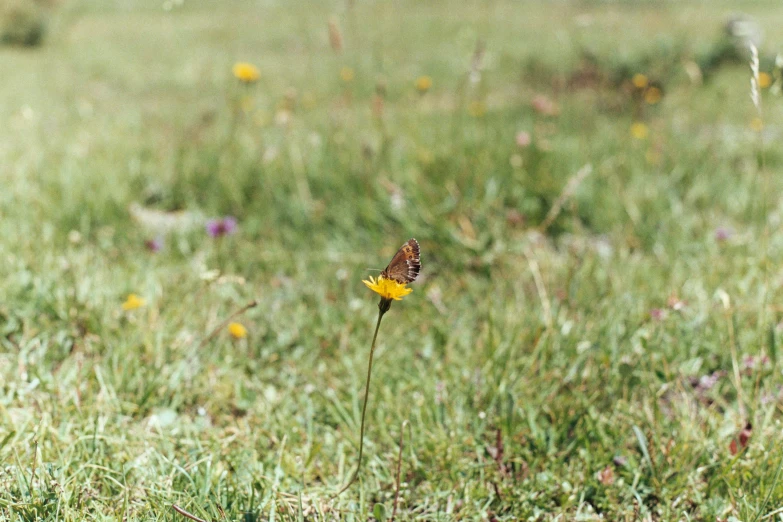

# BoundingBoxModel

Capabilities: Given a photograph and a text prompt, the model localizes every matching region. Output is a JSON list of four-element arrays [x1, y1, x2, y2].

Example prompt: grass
[[3, 0, 783, 519]]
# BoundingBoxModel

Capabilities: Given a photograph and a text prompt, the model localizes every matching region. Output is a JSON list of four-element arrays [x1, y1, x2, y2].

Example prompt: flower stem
[[335, 303, 387, 496]]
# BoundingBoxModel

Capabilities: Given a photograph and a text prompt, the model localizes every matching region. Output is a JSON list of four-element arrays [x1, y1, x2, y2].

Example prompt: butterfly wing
[[381, 238, 421, 283]]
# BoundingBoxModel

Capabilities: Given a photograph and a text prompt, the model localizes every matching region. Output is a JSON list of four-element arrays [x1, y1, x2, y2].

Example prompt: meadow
[[3, 0, 783, 520]]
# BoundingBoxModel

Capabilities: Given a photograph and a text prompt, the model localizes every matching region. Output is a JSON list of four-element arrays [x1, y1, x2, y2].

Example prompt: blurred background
[[2, 0, 780, 253]]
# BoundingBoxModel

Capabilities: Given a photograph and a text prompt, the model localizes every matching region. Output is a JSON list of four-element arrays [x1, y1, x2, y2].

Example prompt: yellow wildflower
[[340, 66, 355, 83], [644, 86, 662, 104], [122, 294, 146, 311], [750, 117, 764, 132], [363, 276, 412, 301], [632, 73, 648, 89], [415, 75, 433, 92], [630, 122, 649, 140], [233, 62, 260, 83], [228, 322, 248, 339], [759, 72, 772, 89]]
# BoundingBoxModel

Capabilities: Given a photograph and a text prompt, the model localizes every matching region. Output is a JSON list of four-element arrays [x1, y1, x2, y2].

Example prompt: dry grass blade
[[197, 300, 258, 350], [172, 504, 209, 522]]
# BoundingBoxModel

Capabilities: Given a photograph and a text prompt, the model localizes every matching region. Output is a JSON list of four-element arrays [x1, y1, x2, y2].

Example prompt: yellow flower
[[228, 322, 248, 339], [750, 117, 764, 132], [632, 73, 649, 89], [630, 122, 649, 140], [122, 294, 146, 311], [363, 276, 413, 301], [233, 62, 260, 83], [759, 72, 772, 89], [340, 66, 355, 83], [644, 86, 662, 104], [415, 75, 433, 92]]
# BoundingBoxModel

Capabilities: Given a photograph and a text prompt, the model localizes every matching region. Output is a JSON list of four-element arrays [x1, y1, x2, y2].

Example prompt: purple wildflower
[[145, 237, 164, 253], [715, 227, 733, 242], [743, 355, 770, 371], [206, 216, 238, 238], [696, 371, 723, 391], [649, 308, 666, 321]]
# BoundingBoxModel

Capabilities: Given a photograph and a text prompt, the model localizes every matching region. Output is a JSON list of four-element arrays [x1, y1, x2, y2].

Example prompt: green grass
[[3, 0, 783, 519]]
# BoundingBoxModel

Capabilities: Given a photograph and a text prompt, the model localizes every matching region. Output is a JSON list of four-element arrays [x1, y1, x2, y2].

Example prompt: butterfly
[[380, 238, 421, 284]]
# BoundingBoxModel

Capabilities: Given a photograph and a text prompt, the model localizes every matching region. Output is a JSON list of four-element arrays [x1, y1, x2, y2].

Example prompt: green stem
[[335, 304, 387, 496]]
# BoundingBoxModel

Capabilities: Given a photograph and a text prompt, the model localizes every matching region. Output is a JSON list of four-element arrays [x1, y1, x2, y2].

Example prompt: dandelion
[[122, 294, 146, 311], [362, 276, 413, 301], [415, 75, 433, 93], [233, 62, 260, 83], [340, 66, 355, 83], [750, 117, 763, 132], [632, 73, 648, 89], [228, 322, 248, 339], [206, 216, 238, 238], [759, 72, 772, 89], [644, 86, 662, 104], [336, 243, 420, 497], [630, 122, 649, 140]]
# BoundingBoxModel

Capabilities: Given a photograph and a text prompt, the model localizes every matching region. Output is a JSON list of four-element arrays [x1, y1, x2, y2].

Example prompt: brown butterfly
[[380, 238, 421, 284]]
